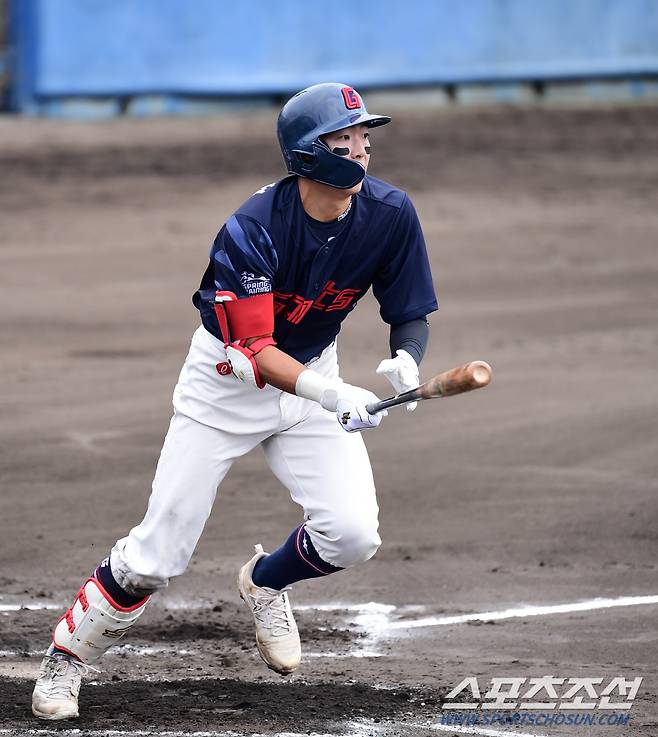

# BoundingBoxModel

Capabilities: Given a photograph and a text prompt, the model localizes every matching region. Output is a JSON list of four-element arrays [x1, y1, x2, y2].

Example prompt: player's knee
[[331, 516, 381, 569]]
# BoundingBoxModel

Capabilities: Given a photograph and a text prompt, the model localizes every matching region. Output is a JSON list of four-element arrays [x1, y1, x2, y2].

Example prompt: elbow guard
[[214, 291, 276, 389]]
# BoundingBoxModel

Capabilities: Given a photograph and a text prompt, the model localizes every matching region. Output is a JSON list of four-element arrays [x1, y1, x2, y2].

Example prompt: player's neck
[[297, 178, 356, 223]]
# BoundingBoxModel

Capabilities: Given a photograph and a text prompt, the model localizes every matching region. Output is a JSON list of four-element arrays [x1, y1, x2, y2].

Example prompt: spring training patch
[[241, 272, 272, 295]]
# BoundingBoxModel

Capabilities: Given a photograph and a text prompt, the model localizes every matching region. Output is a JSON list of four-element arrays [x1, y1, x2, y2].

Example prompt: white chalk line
[[0, 728, 363, 737], [383, 594, 658, 631], [0, 648, 371, 661], [0, 731, 361, 737], [296, 594, 658, 632], [428, 724, 547, 737], [305, 650, 384, 659], [3, 594, 657, 662], [4, 593, 657, 629], [0, 603, 60, 612], [10, 593, 658, 623], [295, 602, 396, 614], [0, 644, 196, 658], [306, 594, 658, 660], [0, 722, 553, 737], [112, 643, 195, 656], [354, 719, 549, 737], [0, 721, 553, 737]]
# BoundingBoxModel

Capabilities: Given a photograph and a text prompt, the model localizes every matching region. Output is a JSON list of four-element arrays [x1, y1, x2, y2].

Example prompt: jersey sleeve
[[372, 195, 438, 325], [192, 214, 279, 343], [212, 214, 278, 297]]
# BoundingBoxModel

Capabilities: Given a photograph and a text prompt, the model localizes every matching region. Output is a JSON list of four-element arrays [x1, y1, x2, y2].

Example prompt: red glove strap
[[245, 335, 276, 355]]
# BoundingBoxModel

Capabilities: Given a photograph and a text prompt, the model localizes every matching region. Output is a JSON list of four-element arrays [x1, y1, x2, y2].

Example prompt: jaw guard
[[292, 140, 367, 189]]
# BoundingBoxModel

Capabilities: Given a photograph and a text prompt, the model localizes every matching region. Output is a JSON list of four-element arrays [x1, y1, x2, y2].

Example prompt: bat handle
[[366, 387, 420, 415]]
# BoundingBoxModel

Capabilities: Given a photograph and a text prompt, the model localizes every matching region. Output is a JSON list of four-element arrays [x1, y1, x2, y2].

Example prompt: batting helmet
[[277, 82, 391, 189]]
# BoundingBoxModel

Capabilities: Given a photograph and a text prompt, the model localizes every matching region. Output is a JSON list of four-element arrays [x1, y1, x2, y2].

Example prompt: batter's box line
[[296, 593, 658, 631], [413, 722, 549, 737], [4, 593, 658, 632], [381, 593, 658, 631], [0, 729, 364, 737], [350, 717, 552, 737]]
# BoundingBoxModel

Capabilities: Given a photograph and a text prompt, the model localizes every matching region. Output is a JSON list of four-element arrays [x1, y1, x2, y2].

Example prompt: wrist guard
[[225, 336, 276, 389]]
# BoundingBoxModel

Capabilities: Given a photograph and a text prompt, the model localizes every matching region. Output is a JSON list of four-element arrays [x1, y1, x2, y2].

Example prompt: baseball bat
[[366, 360, 492, 414]]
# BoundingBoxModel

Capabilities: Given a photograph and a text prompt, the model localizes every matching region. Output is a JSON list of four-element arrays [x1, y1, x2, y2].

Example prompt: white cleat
[[237, 544, 301, 675], [32, 652, 94, 720]]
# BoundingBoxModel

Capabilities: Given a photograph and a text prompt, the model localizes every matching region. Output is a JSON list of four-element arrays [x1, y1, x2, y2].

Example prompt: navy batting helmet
[[277, 82, 391, 189]]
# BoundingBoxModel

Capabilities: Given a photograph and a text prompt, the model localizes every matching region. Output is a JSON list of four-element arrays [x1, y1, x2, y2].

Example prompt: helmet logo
[[341, 86, 361, 110]]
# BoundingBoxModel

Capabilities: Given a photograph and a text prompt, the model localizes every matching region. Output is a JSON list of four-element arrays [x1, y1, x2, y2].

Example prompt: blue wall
[[8, 0, 658, 113]]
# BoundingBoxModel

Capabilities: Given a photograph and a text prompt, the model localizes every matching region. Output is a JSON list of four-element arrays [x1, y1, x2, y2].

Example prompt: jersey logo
[[274, 280, 362, 325], [240, 271, 271, 296], [341, 87, 361, 110], [216, 361, 232, 376]]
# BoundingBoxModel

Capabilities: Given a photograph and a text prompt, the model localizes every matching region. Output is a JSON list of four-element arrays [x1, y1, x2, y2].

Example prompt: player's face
[[323, 124, 371, 192]]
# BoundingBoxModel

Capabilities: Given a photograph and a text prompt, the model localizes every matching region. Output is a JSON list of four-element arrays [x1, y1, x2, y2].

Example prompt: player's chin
[[347, 161, 369, 194], [343, 179, 365, 195]]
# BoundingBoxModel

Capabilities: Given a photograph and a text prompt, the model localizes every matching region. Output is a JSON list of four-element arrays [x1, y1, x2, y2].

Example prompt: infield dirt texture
[[1, 104, 657, 736]]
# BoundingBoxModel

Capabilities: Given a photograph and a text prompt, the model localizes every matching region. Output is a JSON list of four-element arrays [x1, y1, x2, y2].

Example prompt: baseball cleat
[[32, 651, 95, 720], [237, 544, 301, 675]]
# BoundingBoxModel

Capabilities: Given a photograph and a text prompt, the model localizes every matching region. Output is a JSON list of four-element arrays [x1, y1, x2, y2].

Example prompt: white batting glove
[[320, 383, 387, 433], [376, 349, 420, 412]]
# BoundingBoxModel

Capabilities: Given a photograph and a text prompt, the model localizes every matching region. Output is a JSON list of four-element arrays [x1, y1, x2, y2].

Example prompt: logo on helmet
[[341, 87, 361, 110]]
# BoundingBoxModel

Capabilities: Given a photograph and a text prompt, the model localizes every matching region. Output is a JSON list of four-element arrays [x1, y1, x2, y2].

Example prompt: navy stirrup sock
[[252, 525, 342, 590], [94, 557, 145, 608]]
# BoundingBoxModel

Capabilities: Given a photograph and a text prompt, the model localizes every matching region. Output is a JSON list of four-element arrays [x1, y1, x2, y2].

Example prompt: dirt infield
[[1, 104, 657, 736]]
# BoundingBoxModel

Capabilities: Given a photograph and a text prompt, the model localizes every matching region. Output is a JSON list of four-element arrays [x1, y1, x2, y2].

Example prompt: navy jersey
[[193, 175, 438, 364]]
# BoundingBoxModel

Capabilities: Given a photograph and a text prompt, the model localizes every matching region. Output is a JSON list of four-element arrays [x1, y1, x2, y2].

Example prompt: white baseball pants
[[111, 326, 380, 595]]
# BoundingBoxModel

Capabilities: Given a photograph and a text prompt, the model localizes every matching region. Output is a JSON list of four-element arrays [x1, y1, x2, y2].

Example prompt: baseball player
[[32, 82, 437, 720]]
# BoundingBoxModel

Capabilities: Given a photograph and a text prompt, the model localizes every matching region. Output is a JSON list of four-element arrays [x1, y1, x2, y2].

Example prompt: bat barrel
[[428, 360, 492, 398], [367, 360, 492, 415]]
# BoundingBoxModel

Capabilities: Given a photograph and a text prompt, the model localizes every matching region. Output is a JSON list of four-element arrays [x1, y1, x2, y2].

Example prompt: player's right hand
[[320, 383, 387, 433], [376, 349, 420, 412]]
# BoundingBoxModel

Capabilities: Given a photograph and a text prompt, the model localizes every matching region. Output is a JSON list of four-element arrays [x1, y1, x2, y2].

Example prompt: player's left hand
[[376, 349, 420, 412], [320, 382, 387, 433]]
